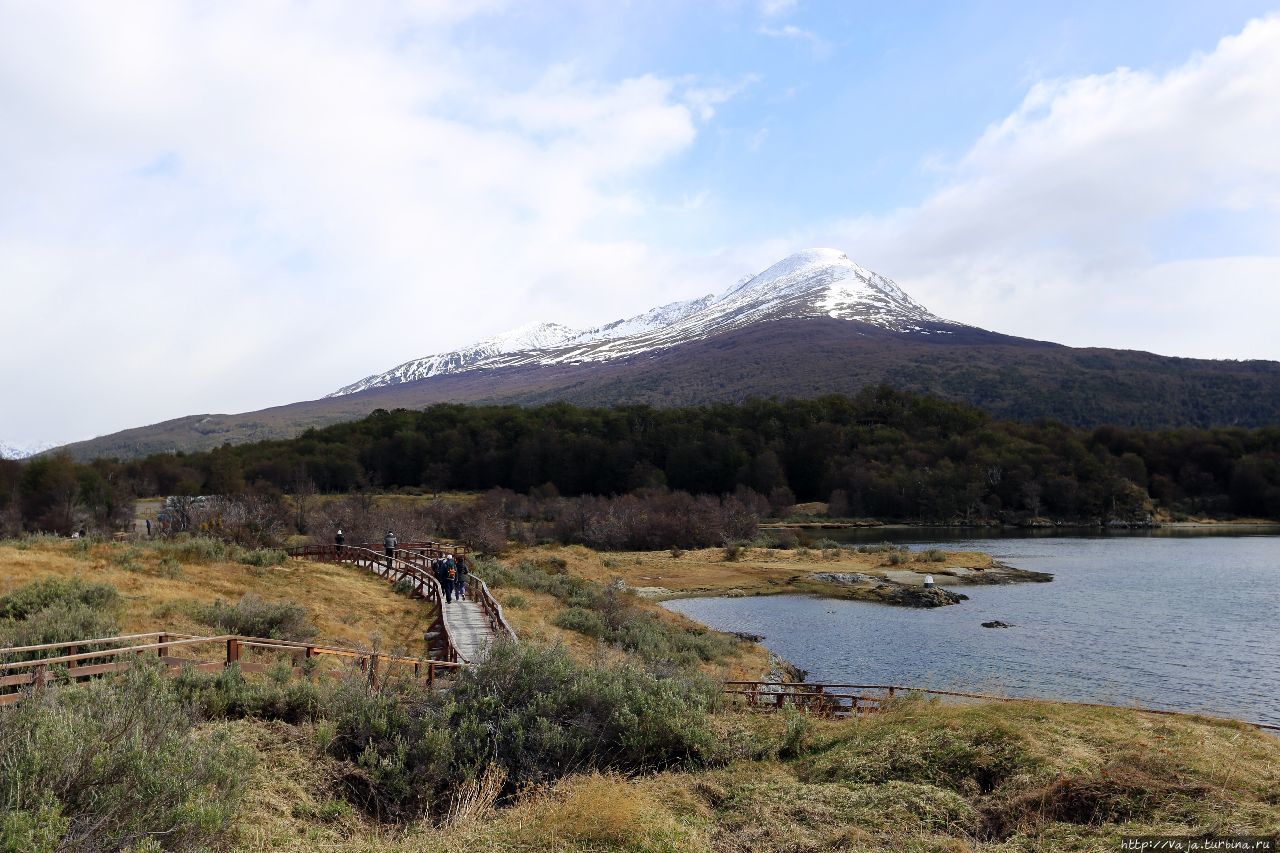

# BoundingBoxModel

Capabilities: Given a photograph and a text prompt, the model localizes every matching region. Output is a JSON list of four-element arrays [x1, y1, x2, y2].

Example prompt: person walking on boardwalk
[[455, 554, 469, 601], [434, 556, 453, 604], [384, 530, 397, 563], [444, 554, 459, 603], [335, 528, 345, 549]]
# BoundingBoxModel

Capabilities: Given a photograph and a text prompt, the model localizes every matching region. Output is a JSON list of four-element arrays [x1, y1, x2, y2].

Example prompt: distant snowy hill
[[330, 249, 958, 397], [0, 441, 55, 460], [49, 247, 1280, 461]]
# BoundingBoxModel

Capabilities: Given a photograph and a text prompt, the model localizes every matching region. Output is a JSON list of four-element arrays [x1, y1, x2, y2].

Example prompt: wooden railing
[[723, 681, 1280, 733], [286, 544, 461, 663], [362, 540, 466, 558], [470, 574, 518, 644], [0, 632, 462, 706]]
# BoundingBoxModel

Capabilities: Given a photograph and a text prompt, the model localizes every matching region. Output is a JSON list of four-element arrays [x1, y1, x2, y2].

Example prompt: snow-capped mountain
[[0, 440, 55, 460], [332, 249, 957, 397], [335, 247, 957, 397]]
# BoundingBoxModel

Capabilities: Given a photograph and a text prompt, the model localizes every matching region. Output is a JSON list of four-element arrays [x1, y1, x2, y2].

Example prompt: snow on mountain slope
[[329, 249, 958, 397], [0, 440, 55, 460]]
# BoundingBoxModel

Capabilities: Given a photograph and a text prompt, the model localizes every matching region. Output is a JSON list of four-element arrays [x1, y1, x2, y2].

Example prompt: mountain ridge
[[43, 248, 1280, 461], [330, 248, 955, 397]]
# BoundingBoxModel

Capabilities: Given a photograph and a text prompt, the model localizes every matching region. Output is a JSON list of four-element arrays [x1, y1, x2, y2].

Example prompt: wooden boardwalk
[[285, 542, 516, 666], [444, 598, 495, 662]]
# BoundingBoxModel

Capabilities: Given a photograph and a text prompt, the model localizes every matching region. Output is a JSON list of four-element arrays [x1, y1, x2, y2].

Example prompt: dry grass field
[[225, 696, 1280, 852], [0, 536, 434, 654]]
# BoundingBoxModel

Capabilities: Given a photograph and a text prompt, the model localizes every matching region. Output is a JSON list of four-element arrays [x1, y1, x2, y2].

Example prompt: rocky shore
[[806, 559, 1052, 607]]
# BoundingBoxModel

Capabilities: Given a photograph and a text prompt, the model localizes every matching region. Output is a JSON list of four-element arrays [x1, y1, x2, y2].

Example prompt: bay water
[[663, 529, 1280, 726]]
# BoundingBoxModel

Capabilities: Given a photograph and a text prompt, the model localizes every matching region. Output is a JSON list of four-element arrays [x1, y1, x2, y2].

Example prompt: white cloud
[[814, 14, 1280, 360], [758, 0, 798, 18], [758, 24, 829, 57], [0, 1, 733, 446]]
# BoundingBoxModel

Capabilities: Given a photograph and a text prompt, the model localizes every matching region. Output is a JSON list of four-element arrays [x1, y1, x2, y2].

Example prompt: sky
[[2, 0, 1280, 450]]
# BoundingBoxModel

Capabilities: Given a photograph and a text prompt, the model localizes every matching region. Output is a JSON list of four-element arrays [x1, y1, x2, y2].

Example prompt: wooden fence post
[[156, 633, 167, 658], [226, 638, 240, 666]]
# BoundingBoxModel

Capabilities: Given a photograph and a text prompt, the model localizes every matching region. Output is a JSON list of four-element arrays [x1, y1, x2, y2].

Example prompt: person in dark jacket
[[384, 531, 397, 563], [455, 555, 469, 600], [335, 529, 345, 549], [433, 557, 452, 603]]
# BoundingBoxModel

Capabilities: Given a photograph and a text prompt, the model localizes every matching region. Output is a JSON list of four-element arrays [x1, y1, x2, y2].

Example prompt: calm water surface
[[664, 531, 1280, 726]]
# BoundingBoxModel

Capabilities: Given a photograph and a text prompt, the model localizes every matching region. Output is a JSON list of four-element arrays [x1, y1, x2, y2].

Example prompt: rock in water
[[981, 620, 1012, 629]]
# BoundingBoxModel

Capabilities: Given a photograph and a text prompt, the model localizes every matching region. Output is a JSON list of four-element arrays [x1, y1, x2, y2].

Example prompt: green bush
[[447, 643, 721, 793], [237, 548, 286, 568], [553, 606, 607, 638], [171, 663, 322, 725], [321, 676, 452, 821], [317, 643, 721, 823], [0, 662, 253, 851], [155, 536, 238, 564], [157, 556, 183, 579], [0, 577, 121, 620], [191, 594, 316, 641], [1, 603, 120, 660]]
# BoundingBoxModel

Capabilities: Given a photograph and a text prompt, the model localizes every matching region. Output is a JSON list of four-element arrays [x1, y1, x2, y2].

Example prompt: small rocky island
[[610, 545, 1053, 609], [809, 560, 1052, 607]]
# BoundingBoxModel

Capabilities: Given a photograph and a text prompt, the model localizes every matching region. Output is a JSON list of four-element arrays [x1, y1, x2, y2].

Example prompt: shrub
[[321, 676, 452, 821], [723, 542, 742, 562], [447, 643, 721, 793], [0, 577, 121, 620], [553, 606, 607, 638], [392, 577, 416, 597], [0, 662, 253, 851], [155, 536, 238, 564], [191, 594, 316, 641], [921, 549, 947, 563], [237, 548, 286, 568], [502, 594, 527, 609], [1, 603, 120, 659], [171, 664, 322, 725], [157, 556, 183, 579]]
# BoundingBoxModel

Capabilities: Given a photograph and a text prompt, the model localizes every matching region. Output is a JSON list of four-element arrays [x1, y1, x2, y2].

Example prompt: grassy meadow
[[2, 533, 1278, 852]]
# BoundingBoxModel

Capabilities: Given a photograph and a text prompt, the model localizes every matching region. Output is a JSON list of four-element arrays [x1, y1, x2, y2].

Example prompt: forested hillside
[[6, 388, 1279, 533], [55, 319, 1280, 461]]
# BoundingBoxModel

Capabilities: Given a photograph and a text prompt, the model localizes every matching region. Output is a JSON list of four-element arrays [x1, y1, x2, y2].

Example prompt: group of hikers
[[332, 528, 469, 604]]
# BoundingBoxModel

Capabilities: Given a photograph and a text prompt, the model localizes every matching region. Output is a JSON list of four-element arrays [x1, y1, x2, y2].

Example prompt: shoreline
[[763, 518, 1280, 531], [525, 544, 1053, 610]]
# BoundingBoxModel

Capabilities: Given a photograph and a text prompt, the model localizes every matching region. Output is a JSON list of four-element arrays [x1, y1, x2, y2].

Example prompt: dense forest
[[4, 387, 1280, 535]]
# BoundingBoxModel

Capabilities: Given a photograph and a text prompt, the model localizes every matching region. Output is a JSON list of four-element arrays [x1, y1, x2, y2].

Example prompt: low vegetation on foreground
[[3, 534, 1278, 851]]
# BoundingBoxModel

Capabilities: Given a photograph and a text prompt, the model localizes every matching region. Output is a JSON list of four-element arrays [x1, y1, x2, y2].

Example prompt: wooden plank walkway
[[446, 599, 494, 662]]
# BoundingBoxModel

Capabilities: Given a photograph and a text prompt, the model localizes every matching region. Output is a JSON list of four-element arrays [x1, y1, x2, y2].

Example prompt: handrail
[[0, 631, 200, 656], [0, 631, 463, 704], [469, 574, 518, 643], [363, 541, 467, 558], [722, 680, 1280, 733]]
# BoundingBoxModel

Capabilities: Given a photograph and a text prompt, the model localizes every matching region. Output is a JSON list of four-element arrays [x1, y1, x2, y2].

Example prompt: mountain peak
[[329, 249, 957, 397]]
